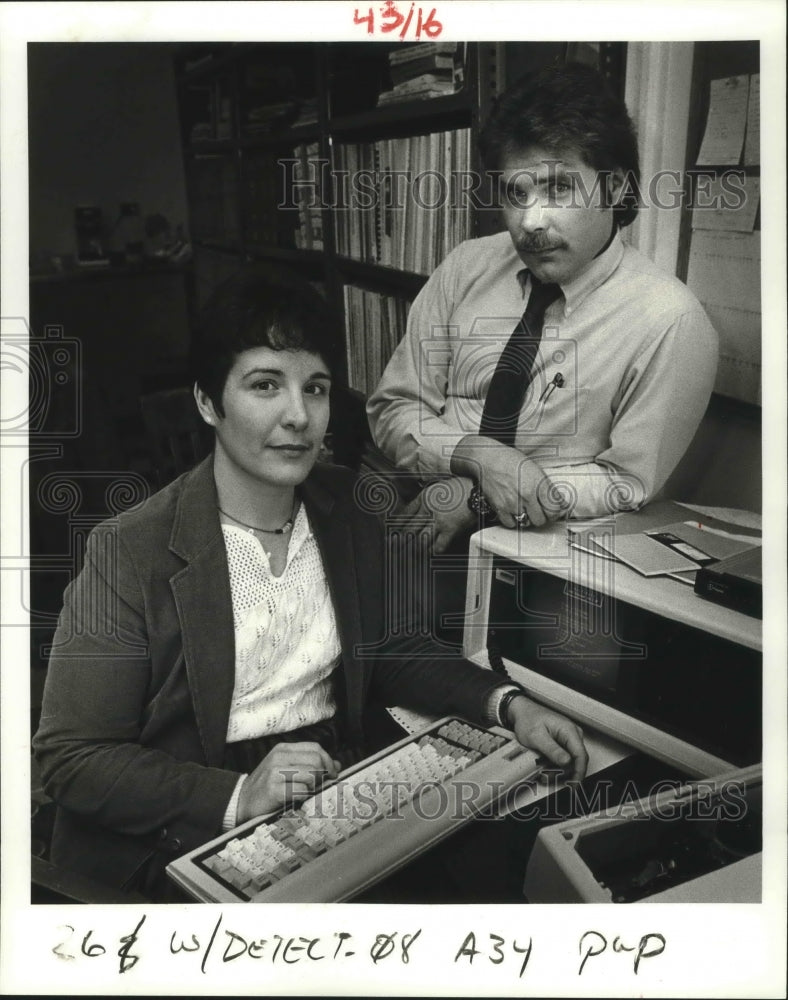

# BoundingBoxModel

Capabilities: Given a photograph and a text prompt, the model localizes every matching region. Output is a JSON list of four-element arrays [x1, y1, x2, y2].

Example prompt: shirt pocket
[[520, 385, 592, 437]]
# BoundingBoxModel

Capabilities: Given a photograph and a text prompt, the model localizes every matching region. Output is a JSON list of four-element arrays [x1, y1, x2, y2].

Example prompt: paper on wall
[[697, 74, 749, 166], [691, 175, 759, 232]]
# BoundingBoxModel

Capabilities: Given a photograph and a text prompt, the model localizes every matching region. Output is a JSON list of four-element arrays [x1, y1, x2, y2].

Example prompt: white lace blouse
[[221, 504, 340, 743]]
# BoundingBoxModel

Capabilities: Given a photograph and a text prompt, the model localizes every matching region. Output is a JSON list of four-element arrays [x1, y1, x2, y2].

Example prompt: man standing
[[367, 63, 718, 555]]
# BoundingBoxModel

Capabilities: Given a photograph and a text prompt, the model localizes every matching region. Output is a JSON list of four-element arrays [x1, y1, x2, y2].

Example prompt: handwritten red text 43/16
[[354, 2, 443, 40]]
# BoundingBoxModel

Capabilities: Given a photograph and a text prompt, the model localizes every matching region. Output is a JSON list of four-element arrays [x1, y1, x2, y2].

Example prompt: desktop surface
[[471, 519, 762, 651]]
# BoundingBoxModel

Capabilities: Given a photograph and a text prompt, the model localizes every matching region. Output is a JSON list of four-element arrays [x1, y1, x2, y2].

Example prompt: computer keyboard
[[167, 717, 543, 903]]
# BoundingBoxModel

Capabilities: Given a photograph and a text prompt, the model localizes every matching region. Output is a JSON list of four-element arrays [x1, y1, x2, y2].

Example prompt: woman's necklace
[[217, 498, 297, 536]]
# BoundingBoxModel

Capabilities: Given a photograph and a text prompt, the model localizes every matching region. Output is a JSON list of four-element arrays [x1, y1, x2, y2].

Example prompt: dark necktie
[[478, 274, 562, 446]]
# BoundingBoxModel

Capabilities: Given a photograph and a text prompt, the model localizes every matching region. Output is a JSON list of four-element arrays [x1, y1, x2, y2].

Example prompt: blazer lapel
[[301, 472, 366, 736], [168, 458, 236, 767]]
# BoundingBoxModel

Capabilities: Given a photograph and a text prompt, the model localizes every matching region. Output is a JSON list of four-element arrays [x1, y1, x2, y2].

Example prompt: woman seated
[[34, 265, 587, 901]]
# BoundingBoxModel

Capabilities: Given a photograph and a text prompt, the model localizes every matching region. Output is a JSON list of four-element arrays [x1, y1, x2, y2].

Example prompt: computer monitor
[[484, 556, 761, 767]]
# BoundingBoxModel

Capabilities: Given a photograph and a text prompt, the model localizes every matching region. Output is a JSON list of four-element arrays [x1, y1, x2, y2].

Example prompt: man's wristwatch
[[494, 684, 528, 729], [467, 484, 498, 524]]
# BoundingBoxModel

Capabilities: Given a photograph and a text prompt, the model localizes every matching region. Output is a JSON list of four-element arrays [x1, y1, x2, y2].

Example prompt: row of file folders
[[342, 285, 412, 396], [187, 128, 474, 279], [294, 128, 473, 275]]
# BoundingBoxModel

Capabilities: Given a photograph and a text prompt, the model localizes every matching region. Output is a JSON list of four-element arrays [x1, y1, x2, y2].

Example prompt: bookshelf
[[174, 41, 626, 466]]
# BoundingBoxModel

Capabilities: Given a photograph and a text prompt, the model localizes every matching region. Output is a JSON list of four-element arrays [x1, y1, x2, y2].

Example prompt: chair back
[[139, 386, 213, 488]]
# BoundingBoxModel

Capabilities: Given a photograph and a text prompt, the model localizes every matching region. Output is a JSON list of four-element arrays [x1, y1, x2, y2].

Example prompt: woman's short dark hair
[[479, 62, 641, 228], [191, 264, 343, 416]]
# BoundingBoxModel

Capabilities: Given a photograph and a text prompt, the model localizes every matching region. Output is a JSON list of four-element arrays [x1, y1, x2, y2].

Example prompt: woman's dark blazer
[[33, 456, 502, 892]]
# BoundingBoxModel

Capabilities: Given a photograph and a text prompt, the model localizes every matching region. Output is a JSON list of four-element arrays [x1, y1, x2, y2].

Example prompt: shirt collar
[[514, 229, 625, 317]]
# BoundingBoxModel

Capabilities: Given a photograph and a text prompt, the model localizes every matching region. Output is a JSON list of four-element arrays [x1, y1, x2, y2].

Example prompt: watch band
[[496, 684, 528, 729]]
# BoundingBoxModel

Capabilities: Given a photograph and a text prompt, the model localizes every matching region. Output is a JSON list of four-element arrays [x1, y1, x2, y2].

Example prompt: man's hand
[[507, 696, 588, 783], [451, 435, 555, 527], [236, 742, 340, 823], [401, 476, 475, 553]]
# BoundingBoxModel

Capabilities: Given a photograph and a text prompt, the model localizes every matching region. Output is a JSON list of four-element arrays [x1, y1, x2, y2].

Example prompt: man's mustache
[[516, 238, 566, 253]]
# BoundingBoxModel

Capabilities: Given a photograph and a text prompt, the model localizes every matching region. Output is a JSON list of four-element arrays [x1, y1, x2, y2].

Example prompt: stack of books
[[377, 42, 462, 107]]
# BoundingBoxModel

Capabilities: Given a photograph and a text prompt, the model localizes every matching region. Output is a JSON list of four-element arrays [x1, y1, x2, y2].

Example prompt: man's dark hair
[[191, 264, 343, 417], [478, 62, 641, 228]]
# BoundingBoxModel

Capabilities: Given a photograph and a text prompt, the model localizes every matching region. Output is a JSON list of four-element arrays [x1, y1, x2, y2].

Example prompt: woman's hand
[[236, 741, 340, 823], [507, 696, 588, 783]]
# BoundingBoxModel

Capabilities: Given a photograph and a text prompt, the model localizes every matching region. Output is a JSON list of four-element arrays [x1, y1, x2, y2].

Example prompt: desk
[[443, 512, 763, 903]]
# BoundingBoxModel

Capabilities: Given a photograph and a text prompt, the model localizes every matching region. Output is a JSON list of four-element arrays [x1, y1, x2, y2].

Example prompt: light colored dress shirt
[[367, 231, 719, 517]]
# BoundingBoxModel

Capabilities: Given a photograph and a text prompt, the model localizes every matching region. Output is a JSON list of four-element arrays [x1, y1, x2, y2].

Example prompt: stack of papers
[[567, 501, 761, 586]]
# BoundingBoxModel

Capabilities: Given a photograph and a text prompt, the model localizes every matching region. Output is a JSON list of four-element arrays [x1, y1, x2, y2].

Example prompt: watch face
[[468, 485, 495, 519]]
